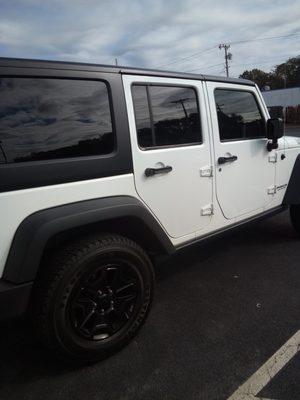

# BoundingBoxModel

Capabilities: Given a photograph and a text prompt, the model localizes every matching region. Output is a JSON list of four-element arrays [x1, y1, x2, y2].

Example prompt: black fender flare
[[283, 154, 300, 205], [3, 196, 175, 284]]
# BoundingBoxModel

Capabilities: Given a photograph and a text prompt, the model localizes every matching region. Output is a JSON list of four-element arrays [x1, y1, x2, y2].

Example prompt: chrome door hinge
[[268, 185, 277, 195], [200, 166, 213, 177], [268, 154, 277, 163], [201, 203, 214, 216]]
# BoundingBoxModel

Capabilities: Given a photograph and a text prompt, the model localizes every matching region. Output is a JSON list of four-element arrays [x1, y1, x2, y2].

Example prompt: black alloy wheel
[[69, 261, 141, 341], [32, 234, 154, 362]]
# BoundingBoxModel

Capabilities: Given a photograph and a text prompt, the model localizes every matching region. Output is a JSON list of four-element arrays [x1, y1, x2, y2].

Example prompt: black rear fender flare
[[283, 154, 300, 205], [3, 196, 174, 284]]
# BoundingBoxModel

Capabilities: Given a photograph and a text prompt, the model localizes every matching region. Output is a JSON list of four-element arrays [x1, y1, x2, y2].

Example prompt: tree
[[239, 56, 300, 89], [273, 57, 300, 88], [239, 69, 270, 89]]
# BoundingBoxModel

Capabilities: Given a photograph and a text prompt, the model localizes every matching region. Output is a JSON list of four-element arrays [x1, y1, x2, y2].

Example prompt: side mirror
[[266, 118, 284, 151]]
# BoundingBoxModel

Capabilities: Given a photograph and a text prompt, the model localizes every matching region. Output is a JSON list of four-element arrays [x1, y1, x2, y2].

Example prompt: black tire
[[31, 234, 154, 362], [290, 205, 300, 234]]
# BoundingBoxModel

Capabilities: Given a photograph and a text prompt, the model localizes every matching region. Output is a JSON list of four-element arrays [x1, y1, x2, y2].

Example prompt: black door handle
[[218, 155, 238, 165], [145, 165, 173, 177]]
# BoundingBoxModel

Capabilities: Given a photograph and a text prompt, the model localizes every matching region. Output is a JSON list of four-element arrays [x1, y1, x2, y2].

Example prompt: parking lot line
[[227, 330, 300, 400]]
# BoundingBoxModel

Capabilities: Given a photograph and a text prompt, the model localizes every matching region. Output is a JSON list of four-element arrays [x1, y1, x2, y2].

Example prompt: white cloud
[[0, 0, 299, 77]]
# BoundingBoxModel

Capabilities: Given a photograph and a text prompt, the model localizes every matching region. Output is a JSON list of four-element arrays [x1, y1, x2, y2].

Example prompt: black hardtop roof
[[0, 57, 255, 86]]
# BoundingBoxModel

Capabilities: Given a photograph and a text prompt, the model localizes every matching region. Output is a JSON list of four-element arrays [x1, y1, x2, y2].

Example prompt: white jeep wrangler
[[0, 57, 299, 362]]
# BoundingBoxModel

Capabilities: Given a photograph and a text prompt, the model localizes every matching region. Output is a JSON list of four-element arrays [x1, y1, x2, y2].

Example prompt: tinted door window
[[215, 89, 265, 141], [132, 84, 201, 148], [130, 85, 153, 148], [0, 78, 114, 163]]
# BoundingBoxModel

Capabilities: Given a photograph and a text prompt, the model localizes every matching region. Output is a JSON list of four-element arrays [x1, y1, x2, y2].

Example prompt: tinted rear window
[[132, 84, 201, 148], [0, 78, 114, 163]]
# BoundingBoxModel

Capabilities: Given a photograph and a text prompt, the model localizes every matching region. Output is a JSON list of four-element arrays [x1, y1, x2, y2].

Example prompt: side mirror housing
[[266, 118, 284, 151], [267, 118, 284, 140]]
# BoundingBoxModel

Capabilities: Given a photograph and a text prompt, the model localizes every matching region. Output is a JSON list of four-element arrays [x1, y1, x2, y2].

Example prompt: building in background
[[262, 87, 300, 125]]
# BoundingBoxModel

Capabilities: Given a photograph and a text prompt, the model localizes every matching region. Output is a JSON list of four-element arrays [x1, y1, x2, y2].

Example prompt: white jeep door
[[123, 75, 213, 238], [206, 82, 276, 220]]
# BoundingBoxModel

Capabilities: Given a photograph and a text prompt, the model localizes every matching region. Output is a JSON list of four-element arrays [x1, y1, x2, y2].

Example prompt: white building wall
[[262, 87, 300, 107]]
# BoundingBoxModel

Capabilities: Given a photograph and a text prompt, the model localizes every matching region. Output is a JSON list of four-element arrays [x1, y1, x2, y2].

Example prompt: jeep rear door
[[123, 75, 213, 239], [206, 82, 276, 219]]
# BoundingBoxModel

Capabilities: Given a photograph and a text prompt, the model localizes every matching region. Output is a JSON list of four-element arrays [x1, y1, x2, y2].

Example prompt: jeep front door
[[206, 82, 276, 220]]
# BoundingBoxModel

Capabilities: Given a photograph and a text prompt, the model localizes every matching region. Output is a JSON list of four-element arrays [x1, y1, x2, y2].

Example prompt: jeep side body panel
[[0, 58, 299, 346]]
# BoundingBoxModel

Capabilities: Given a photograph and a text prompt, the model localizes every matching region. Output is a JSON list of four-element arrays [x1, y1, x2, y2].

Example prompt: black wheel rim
[[68, 259, 141, 341]]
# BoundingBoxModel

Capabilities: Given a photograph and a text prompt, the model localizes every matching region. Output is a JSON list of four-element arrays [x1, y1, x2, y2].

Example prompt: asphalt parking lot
[[0, 210, 299, 400]]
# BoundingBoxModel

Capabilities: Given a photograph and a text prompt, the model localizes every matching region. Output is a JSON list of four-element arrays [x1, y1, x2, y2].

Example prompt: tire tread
[[31, 233, 153, 361]]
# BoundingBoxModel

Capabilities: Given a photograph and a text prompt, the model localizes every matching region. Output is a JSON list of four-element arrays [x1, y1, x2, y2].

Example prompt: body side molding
[[176, 205, 286, 251], [3, 196, 175, 284]]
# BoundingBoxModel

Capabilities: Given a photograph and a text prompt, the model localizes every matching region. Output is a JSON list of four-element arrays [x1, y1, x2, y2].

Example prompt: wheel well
[[43, 216, 169, 262]]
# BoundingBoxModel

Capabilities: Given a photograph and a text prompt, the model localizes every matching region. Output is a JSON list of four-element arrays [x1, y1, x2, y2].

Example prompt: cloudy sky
[[0, 0, 299, 77]]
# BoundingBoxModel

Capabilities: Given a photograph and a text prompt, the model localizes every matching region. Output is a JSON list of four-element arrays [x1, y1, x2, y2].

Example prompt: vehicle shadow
[[156, 210, 298, 282], [0, 211, 297, 396], [0, 319, 81, 389]]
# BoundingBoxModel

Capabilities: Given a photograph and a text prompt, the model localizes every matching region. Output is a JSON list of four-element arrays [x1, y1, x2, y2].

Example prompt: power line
[[184, 53, 298, 76], [184, 62, 224, 73], [155, 32, 300, 70], [229, 55, 300, 77], [230, 32, 300, 45], [155, 45, 217, 68], [231, 54, 299, 69]]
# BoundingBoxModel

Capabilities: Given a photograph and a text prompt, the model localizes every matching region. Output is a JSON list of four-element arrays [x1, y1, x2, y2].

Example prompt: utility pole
[[283, 61, 289, 89], [219, 44, 232, 77], [171, 98, 190, 119]]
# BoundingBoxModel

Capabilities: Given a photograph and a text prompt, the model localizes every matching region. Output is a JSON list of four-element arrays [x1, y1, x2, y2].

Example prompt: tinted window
[[215, 89, 265, 141], [131, 85, 153, 148], [132, 84, 201, 148], [0, 78, 114, 163]]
